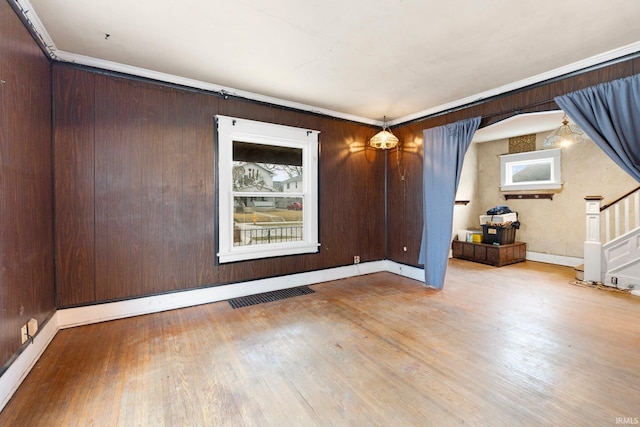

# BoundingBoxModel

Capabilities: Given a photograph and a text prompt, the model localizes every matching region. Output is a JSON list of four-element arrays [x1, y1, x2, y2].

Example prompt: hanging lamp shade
[[370, 129, 399, 149], [543, 114, 585, 148], [369, 117, 399, 149]]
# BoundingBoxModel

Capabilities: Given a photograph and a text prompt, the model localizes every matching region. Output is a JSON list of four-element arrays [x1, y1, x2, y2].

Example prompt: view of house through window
[[232, 141, 304, 247], [216, 115, 319, 263]]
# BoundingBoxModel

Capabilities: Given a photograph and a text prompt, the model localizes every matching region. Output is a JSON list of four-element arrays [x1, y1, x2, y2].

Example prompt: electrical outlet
[[612, 277, 618, 285], [354, 255, 360, 264], [21, 325, 29, 344], [28, 318, 38, 337]]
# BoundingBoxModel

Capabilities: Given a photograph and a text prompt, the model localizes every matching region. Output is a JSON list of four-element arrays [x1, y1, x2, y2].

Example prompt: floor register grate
[[228, 286, 315, 309]]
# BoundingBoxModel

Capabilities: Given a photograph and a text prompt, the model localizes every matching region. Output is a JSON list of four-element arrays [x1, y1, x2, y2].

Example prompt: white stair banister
[[624, 198, 630, 234], [635, 192, 640, 229], [584, 196, 604, 283]]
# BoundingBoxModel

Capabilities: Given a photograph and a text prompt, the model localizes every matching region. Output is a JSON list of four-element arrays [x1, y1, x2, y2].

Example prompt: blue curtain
[[418, 117, 481, 289], [555, 73, 640, 182]]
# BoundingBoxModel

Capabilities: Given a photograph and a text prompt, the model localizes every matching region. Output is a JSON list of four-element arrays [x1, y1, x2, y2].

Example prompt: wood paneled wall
[[53, 56, 640, 306], [53, 65, 386, 307], [387, 57, 640, 266], [3, 0, 639, 373], [0, 1, 55, 369]]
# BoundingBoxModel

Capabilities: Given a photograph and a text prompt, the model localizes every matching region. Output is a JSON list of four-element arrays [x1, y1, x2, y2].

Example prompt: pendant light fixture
[[369, 116, 399, 149], [543, 114, 585, 148]]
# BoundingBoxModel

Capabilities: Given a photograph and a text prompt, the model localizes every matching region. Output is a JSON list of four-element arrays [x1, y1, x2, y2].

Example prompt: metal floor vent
[[228, 286, 315, 309]]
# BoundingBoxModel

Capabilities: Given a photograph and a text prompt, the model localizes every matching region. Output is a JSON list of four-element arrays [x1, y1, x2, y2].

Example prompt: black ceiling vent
[[228, 286, 315, 309]]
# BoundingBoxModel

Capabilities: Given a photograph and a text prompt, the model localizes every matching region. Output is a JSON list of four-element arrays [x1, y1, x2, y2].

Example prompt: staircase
[[582, 186, 640, 294], [602, 227, 640, 289]]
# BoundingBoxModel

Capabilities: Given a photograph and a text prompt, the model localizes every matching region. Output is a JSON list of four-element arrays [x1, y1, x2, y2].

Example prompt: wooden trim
[[504, 193, 553, 200], [600, 185, 640, 211]]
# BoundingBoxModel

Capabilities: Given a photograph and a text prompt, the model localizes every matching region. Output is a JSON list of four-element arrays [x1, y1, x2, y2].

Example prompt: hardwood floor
[[1, 260, 639, 426]]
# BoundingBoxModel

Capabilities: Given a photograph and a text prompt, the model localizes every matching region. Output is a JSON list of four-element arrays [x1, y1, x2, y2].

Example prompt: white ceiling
[[18, 0, 640, 125], [471, 110, 565, 143]]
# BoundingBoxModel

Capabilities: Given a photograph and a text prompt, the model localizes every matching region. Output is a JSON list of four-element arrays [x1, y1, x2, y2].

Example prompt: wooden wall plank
[[139, 82, 166, 295], [53, 67, 97, 306], [513, 85, 552, 114], [385, 127, 424, 265], [160, 89, 183, 291], [315, 119, 385, 265], [634, 57, 640, 74], [200, 96, 218, 286], [0, 8, 6, 365], [95, 76, 134, 301], [181, 93, 202, 287], [481, 94, 516, 128], [0, 1, 55, 368], [128, 80, 144, 297]]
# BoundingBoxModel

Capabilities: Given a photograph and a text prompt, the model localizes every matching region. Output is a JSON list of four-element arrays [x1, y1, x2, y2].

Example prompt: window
[[500, 148, 562, 191], [216, 115, 320, 263]]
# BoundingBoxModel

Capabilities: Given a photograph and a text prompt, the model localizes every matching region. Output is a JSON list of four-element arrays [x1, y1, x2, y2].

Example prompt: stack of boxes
[[458, 229, 483, 243], [480, 212, 518, 245]]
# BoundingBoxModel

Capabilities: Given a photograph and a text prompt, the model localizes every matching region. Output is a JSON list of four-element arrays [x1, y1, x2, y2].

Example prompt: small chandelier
[[369, 116, 399, 150], [543, 114, 585, 148]]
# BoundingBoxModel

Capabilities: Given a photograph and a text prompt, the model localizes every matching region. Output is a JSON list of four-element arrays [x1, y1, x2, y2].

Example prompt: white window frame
[[216, 115, 320, 263], [500, 148, 562, 191]]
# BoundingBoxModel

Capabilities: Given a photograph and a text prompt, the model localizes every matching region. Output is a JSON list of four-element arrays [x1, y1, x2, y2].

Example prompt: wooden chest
[[451, 240, 526, 267]]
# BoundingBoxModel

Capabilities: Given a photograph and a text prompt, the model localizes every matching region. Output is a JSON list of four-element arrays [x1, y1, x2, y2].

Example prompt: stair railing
[[600, 185, 640, 242], [583, 186, 640, 283]]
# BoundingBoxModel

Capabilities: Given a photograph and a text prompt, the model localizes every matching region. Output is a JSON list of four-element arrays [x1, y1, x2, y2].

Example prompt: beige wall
[[455, 131, 638, 259], [452, 141, 479, 242]]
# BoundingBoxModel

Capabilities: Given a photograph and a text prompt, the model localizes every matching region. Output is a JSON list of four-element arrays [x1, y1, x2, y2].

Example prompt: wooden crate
[[452, 240, 526, 267]]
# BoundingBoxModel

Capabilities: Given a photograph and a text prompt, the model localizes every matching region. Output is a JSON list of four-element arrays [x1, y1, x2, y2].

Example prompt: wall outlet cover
[[28, 318, 38, 336], [21, 325, 29, 344]]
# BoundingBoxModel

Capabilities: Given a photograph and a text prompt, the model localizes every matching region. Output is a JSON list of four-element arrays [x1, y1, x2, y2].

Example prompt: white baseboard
[[0, 313, 59, 411], [56, 261, 388, 329], [385, 260, 425, 282], [526, 251, 584, 268]]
